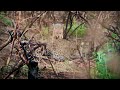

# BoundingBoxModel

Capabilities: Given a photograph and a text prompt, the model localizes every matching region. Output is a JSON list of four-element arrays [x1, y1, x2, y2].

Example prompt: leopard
[[34, 47, 65, 63]]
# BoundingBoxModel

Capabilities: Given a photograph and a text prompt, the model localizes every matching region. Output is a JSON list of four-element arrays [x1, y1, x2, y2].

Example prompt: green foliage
[[111, 32, 120, 40], [0, 65, 13, 79], [0, 65, 12, 74], [0, 12, 12, 26], [107, 40, 120, 52], [95, 50, 109, 79], [20, 65, 28, 76], [68, 18, 87, 37], [111, 33, 118, 38], [110, 32, 120, 51], [94, 41, 119, 79]]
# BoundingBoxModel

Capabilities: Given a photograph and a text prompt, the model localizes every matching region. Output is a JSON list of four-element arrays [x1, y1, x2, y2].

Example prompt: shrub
[[0, 12, 12, 26], [68, 18, 87, 38], [94, 41, 120, 79]]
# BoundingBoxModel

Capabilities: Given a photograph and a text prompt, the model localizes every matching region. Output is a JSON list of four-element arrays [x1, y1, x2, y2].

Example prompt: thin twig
[[20, 11, 47, 40], [48, 58, 59, 79], [0, 30, 13, 51], [76, 45, 91, 78]]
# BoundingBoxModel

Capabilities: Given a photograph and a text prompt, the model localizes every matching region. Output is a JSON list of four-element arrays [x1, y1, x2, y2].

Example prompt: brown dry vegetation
[[0, 11, 120, 79]]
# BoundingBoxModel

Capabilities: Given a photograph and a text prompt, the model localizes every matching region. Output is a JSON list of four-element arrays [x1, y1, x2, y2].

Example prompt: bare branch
[[20, 11, 47, 40], [0, 30, 13, 51]]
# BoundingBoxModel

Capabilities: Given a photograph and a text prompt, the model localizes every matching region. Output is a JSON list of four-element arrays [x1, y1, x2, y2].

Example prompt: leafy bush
[[0, 65, 13, 79], [94, 41, 119, 79], [68, 18, 87, 38], [20, 65, 28, 76], [95, 50, 110, 79], [0, 12, 12, 26]]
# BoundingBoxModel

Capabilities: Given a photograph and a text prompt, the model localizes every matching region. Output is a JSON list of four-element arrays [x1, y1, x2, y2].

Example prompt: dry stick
[[0, 31, 13, 64], [66, 12, 76, 34], [29, 41, 58, 78], [6, 38, 15, 65], [20, 11, 47, 41], [88, 59, 90, 78], [48, 30, 59, 78], [6, 29, 17, 65], [77, 11, 90, 26], [111, 26, 120, 39], [6, 20, 19, 65], [76, 45, 90, 78], [87, 43, 91, 79], [75, 30, 85, 76], [63, 11, 71, 39], [64, 12, 78, 39], [4, 47, 26, 79], [103, 25, 120, 39], [4, 42, 28, 79], [94, 11, 103, 29], [20, 16, 33, 24], [89, 41, 95, 79], [75, 28, 78, 79], [101, 23, 120, 42], [5, 43, 42, 79], [4, 13, 34, 79], [0, 31, 13, 51], [48, 58, 59, 79], [91, 11, 103, 79], [9, 18, 25, 67], [75, 25, 91, 78], [50, 25, 59, 79], [106, 32, 120, 42], [6, 12, 22, 65], [4, 61, 25, 79], [106, 30, 119, 52]]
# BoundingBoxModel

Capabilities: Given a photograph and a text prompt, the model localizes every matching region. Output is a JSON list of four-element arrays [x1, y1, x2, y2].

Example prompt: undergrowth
[[93, 40, 120, 79], [68, 18, 87, 38], [0, 12, 12, 27]]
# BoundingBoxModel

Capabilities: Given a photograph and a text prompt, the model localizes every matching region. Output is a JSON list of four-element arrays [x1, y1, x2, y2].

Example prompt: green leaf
[[0, 14, 12, 26]]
